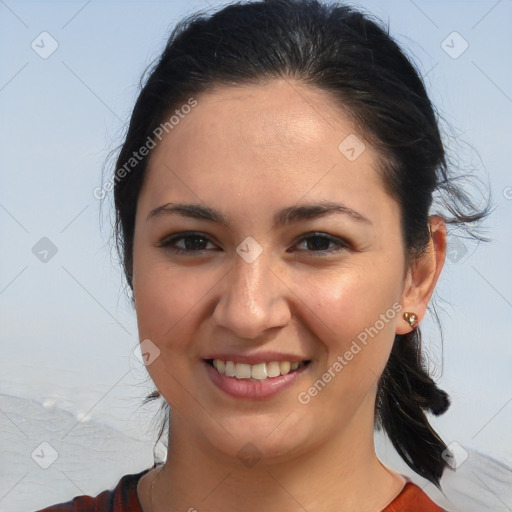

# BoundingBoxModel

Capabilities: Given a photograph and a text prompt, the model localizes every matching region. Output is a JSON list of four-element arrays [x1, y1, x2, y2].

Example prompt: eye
[[156, 231, 350, 257], [157, 232, 218, 255], [292, 233, 350, 255]]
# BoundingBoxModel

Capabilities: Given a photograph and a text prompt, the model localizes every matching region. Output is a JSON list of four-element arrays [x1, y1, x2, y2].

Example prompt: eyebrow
[[146, 201, 372, 227]]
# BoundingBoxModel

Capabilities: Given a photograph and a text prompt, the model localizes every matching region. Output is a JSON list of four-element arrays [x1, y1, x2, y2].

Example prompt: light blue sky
[[1, 0, 511, 496]]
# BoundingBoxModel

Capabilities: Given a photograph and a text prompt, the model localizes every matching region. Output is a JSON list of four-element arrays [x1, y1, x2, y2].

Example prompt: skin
[[132, 79, 447, 512]]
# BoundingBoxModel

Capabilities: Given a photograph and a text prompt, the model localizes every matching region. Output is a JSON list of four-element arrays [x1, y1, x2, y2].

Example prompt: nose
[[211, 251, 291, 341]]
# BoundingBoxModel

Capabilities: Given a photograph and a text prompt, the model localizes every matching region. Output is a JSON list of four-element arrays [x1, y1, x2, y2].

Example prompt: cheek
[[294, 260, 401, 345], [291, 260, 402, 403], [293, 267, 402, 417], [134, 252, 402, 353], [132, 258, 217, 409], [132, 256, 224, 352]]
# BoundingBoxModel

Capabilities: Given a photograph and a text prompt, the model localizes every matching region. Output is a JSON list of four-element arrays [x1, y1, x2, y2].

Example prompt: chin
[[198, 413, 314, 466]]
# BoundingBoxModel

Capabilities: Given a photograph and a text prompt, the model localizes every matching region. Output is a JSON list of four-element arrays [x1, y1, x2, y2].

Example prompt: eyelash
[[157, 231, 350, 256]]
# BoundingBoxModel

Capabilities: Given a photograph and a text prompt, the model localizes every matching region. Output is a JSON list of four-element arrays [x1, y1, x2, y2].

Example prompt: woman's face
[[132, 79, 413, 463]]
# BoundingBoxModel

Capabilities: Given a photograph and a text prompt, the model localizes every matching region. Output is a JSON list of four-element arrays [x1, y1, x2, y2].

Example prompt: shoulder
[[34, 467, 153, 512], [384, 482, 445, 512]]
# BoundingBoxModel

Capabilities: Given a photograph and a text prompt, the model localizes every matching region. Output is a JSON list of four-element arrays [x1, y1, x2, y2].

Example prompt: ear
[[396, 215, 447, 335]]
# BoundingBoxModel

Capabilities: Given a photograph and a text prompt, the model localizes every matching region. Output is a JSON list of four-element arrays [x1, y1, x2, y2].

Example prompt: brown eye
[[293, 233, 349, 255], [158, 232, 218, 254]]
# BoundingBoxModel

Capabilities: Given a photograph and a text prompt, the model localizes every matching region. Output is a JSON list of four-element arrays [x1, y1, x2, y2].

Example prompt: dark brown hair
[[109, 0, 492, 488]]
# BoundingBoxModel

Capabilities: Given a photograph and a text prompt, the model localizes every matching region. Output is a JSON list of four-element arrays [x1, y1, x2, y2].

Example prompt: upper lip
[[203, 352, 311, 365]]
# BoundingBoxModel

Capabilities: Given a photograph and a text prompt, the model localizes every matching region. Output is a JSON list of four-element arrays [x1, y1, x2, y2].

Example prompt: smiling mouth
[[205, 359, 311, 381]]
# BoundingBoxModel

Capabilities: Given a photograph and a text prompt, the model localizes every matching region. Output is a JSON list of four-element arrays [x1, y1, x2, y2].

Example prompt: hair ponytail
[[376, 328, 451, 487]]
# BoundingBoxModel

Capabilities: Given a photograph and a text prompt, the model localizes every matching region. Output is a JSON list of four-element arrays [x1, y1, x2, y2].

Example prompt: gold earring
[[403, 312, 418, 329]]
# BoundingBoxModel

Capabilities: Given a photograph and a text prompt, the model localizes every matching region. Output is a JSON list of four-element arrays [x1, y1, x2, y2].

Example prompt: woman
[[37, 0, 491, 510]]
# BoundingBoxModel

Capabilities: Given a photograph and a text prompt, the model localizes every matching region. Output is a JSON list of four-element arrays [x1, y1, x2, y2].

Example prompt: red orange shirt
[[36, 467, 444, 511]]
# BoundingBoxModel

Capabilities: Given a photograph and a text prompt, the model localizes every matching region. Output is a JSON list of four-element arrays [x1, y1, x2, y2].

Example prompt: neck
[[145, 394, 405, 512]]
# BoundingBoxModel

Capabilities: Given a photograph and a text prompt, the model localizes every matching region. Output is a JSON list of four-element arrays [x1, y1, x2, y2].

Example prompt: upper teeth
[[212, 359, 306, 380]]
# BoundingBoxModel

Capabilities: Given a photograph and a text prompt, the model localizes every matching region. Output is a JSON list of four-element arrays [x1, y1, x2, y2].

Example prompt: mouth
[[204, 358, 311, 382]]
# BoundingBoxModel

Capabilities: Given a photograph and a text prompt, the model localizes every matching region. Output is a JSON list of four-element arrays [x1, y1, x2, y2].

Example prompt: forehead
[[140, 79, 396, 226]]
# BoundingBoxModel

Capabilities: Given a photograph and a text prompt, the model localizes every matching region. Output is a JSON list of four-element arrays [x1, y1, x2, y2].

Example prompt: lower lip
[[204, 360, 309, 399]]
